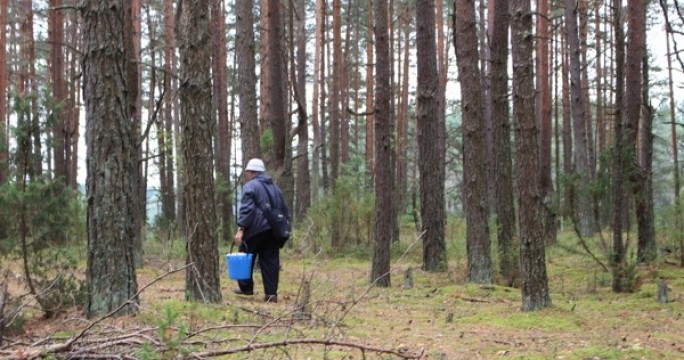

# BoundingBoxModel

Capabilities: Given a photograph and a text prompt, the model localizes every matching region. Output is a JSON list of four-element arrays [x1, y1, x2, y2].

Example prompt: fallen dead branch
[[1, 329, 423, 359], [1, 260, 424, 360], [0, 264, 192, 359], [0, 271, 7, 346], [190, 338, 424, 359]]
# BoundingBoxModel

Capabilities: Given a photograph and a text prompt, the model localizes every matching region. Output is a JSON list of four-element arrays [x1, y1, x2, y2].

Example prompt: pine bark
[[130, 0, 144, 268], [595, 0, 606, 156], [489, 0, 518, 285], [635, 4, 656, 263], [330, 0, 342, 185], [67, 11, 81, 189], [83, 0, 140, 318], [293, 0, 310, 222], [455, 0, 492, 284], [666, 28, 684, 266], [0, 0, 7, 184], [579, 0, 595, 174], [611, 0, 627, 292], [17, 0, 39, 183], [330, 0, 343, 249], [565, 0, 594, 236], [237, 0, 259, 163], [50, 0, 68, 184], [211, 0, 233, 243], [511, 0, 551, 310], [537, 0, 556, 244], [396, 5, 411, 221], [162, 0, 176, 221], [26, 0, 41, 179], [561, 22, 573, 219], [371, 0, 392, 287], [311, 0, 325, 202], [177, 0, 222, 303], [263, 0, 290, 190], [417, 0, 447, 272], [365, 0, 375, 186], [340, 0, 352, 166], [320, 8, 329, 192]]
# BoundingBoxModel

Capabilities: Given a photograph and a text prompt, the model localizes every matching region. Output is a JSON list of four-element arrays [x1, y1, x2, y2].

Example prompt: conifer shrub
[[0, 179, 85, 318]]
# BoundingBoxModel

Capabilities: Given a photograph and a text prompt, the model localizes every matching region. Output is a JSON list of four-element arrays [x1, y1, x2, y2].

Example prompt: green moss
[[566, 345, 664, 360], [459, 308, 583, 331]]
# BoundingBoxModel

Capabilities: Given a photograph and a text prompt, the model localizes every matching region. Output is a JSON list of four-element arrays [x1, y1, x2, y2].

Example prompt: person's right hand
[[234, 228, 244, 247]]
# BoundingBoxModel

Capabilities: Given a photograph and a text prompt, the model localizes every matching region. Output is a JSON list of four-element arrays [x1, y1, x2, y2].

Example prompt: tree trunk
[[623, 0, 645, 261], [330, 0, 341, 186], [50, 0, 68, 184], [83, 0, 140, 318], [561, 23, 573, 220], [417, 0, 447, 272], [155, 4, 168, 226], [566, 0, 594, 236], [536, 0, 556, 244], [16, 0, 39, 183], [579, 0, 595, 175], [0, 0, 7, 184], [636, 24, 655, 263], [293, 0, 310, 222], [146, 6, 162, 235], [371, 0, 392, 287], [666, 28, 684, 267], [595, 0, 609, 227], [67, 10, 81, 190], [263, 0, 291, 199], [212, 0, 233, 243], [454, 0, 492, 284], [177, 0, 222, 303], [320, 19, 329, 192], [162, 0, 176, 222], [511, 0, 551, 311], [611, 0, 627, 292], [365, 0, 375, 187], [340, 0, 352, 166], [329, 0, 343, 249], [237, 0, 260, 164], [26, 0, 41, 179], [130, 0, 144, 268], [595, 0, 606, 156], [489, 0, 518, 286], [311, 0, 325, 202], [397, 5, 411, 222]]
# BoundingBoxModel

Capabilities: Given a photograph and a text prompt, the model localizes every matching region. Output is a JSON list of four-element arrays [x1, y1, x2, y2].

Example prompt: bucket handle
[[229, 241, 248, 254]]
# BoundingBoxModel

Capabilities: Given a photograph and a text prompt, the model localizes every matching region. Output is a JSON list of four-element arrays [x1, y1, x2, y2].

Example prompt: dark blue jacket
[[237, 173, 290, 240]]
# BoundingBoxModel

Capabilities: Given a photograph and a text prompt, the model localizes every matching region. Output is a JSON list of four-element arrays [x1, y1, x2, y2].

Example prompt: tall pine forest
[[1, 0, 684, 357]]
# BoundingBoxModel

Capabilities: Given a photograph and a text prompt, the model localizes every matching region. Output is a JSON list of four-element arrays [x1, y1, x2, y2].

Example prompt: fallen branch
[[328, 231, 426, 337], [190, 338, 424, 359], [0, 271, 8, 346], [12, 264, 192, 360]]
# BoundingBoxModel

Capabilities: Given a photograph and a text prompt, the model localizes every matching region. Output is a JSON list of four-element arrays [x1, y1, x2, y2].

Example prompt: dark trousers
[[238, 230, 280, 296]]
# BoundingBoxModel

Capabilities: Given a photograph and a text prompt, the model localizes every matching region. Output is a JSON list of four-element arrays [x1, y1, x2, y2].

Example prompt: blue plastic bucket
[[226, 253, 253, 280]]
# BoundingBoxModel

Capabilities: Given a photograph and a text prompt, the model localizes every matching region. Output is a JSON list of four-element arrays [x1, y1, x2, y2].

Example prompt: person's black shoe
[[233, 288, 254, 296], [264, 295, 278, 303]]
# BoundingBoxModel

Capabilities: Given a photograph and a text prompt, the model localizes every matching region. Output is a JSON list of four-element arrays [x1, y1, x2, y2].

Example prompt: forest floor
[[2, 229, 684, 359]]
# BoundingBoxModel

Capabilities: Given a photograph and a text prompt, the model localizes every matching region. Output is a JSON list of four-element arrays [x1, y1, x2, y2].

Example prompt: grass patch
[[5, 221, 683, 359]]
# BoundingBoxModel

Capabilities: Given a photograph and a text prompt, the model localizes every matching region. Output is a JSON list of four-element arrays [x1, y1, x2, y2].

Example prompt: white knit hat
[[245, 158, 265, 172]]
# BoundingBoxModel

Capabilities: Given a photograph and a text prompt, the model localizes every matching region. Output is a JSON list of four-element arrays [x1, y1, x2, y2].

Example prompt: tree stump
[[294, 279, 312, 320], [658, 279, 669, 304], [403, 267, 414, 289]]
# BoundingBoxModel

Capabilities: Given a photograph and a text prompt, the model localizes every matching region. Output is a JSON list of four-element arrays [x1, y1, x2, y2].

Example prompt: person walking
[[233, 158, 290, 303]]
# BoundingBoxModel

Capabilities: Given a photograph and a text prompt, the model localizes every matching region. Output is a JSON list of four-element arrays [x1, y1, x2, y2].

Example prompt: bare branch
[[190, 338, 424, 359], [14, 264, 193, 360]]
